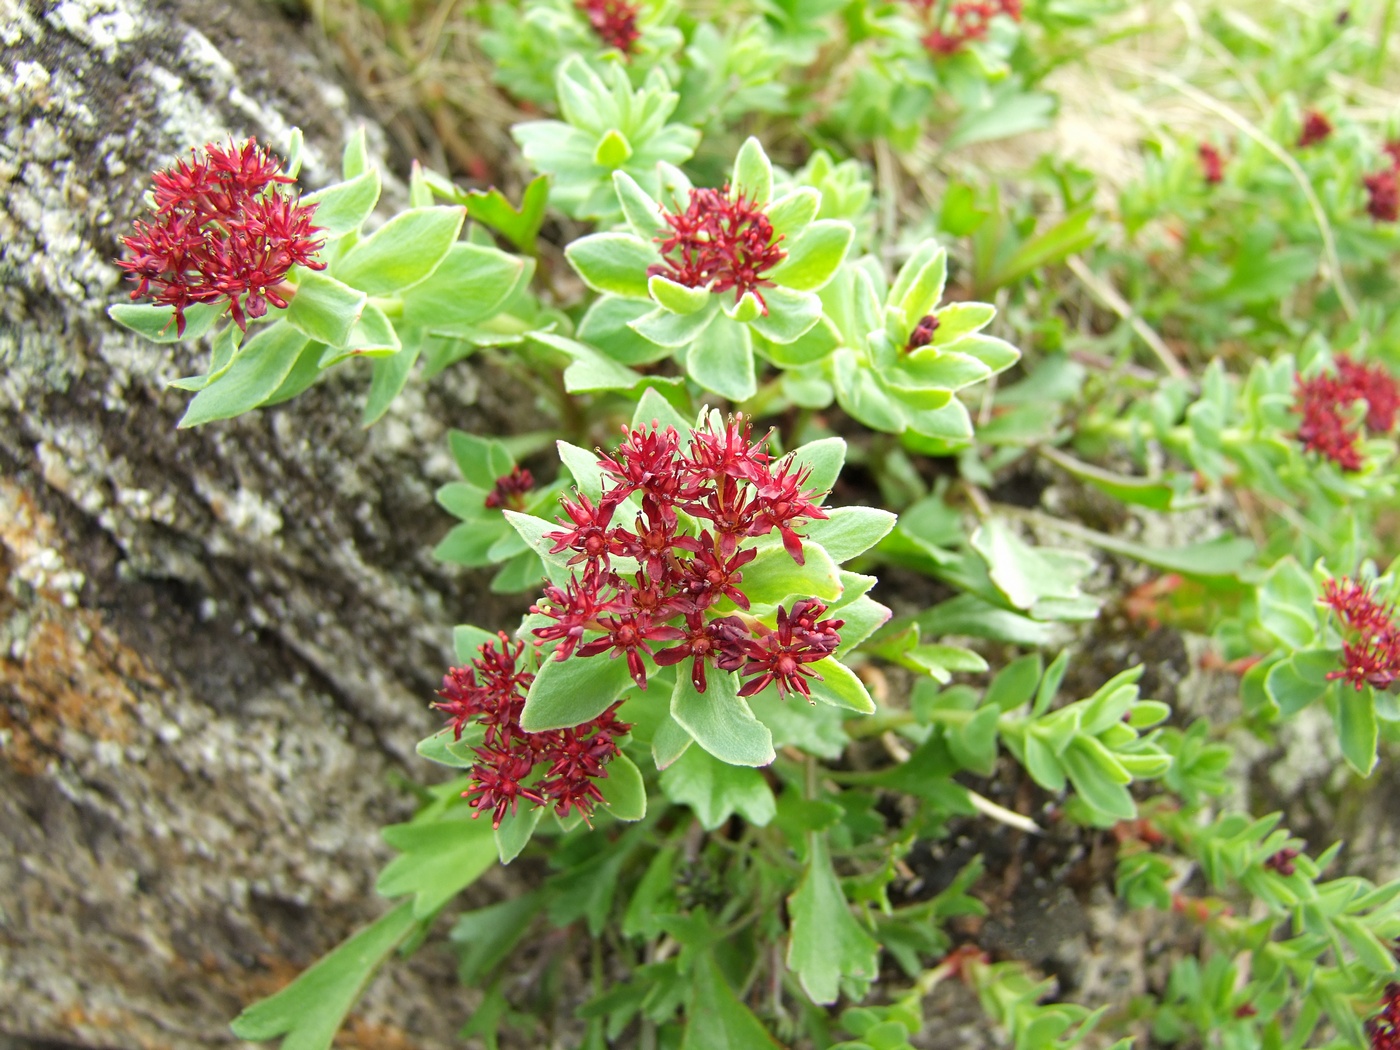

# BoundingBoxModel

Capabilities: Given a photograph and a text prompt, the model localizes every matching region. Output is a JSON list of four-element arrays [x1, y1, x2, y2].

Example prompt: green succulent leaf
[[566, 233, 658, 298], [334, 206, 466, 294], [377, 812, 498, 916], [672, 668, 775, 767], [681, 952, 784, 1050], [400, 243, 527, 329], [302, 168, 381, 238], [284, 269, 367, 347], [768, 220, 854, 292], [179, 322, 310, 427], [520, 648, 638, 732], [732, 136, 774, 207]]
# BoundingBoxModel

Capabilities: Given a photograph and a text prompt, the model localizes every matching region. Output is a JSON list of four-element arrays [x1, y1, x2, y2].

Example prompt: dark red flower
[[1263, 848, 1300, 876], [529, 415, 834, 695], [649, 187, 787, 311], [576, 0, 641, 55], [683, 414, 773, 485], [906, 314, 940, 352], [1366, 167, 1400, 222], [680, 533, 758, 611], [1321, 576, 1400, 692], [916, 0, 1021, 55], [748, 457, 828, 565], [546, 492, 622, 567], [597, 423, 684, 499], [612, 496, 699, 580], [119, 138, 325, 335], [531, 573, 610, 661], [653, 611, 752, 692], [1323, 577, 1396, 636], [484, 466, 535, 511], [436, 634, 630, 826], [737, 600, 845, 700], [1295, 355, 1400, 470], [1333, 636, 1400, 691], [1296, 373, 1365, 470], [1198, 143, 1225, 185], [1298, 110, 1333, 148], [1368, 983, 1400, 1050], [576, 610, 684, 689], [1338, 356, 1400, 432]]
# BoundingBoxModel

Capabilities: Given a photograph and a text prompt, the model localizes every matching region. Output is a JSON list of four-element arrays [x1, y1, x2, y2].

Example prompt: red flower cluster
[[1294, 354, 1400, 470], [1263, 847, 1300, 876], [1297, 110, 1333, 148], [531, 417, 842, 698], [1364, 141, 1400, 221], [1367, 170, 1400, 222], [1321, 577, 1400, 692], [484, 466, 535, 511], [910, 0, 1022, 55], [119, 139, 325, 335], [1369, 983, 1400, 1050], [435, 633, 629, 827], [1198, 143, 1225, 185], [576, 0, 641, 54], [650, 188, 787, 312]]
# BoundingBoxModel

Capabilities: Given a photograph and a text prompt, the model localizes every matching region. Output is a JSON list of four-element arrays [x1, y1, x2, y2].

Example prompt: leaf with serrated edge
[[230, 901, 422, 1050], [787, 833, 880, 1004]]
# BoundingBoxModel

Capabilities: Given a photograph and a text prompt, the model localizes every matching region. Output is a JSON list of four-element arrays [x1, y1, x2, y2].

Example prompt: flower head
[[914, 0, 1022, 55], [1368, 983, 1400, 1050], [1294, 355, 1400, 470], [1321, 577, 1400, 692], [737, 599, 845, 701], [436, 633, 631, 826], [649, 186, 787, 311], [1263, 848, 1300, 876], [525, 417, 839, 694], [1367, 167, 1400, 222], [576, 0, 641, 55], [484, 466, 535, 511], [119, 138, 325, 335], [905, 314, 940, 352], [1198, 143, 1225, 185], [1298, 110, 1333, 148]]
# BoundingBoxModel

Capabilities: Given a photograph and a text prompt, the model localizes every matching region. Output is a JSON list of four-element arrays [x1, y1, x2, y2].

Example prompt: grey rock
[[1, 1, 525, 1045]]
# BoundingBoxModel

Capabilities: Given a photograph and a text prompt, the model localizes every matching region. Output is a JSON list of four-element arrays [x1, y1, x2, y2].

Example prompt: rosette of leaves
[[788, 239, 1021, 453], [479, 0, 684, 106], [111, 130, 531, 427], [564, 137, 856, 401], [513, 55, 700, 220]]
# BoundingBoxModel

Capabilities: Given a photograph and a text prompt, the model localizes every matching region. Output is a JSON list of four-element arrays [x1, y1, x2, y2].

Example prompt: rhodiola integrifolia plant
[[115, 1, 1400, 1044], [434, 413, 876, 830]]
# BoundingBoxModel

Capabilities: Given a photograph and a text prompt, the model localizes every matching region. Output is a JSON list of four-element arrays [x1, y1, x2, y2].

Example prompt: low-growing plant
[[107, 0, 1400, 1046]]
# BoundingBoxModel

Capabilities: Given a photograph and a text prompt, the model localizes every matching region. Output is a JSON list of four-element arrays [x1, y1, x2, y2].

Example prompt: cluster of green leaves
[[110, 130, 532, 427], [1115, 801, 1400, 1048]]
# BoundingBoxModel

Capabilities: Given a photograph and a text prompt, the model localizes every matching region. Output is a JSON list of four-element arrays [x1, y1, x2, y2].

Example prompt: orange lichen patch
[[337, 1015, 421, 1050], [55, 1005, 173, 1050], [0, 481, 163, 775]]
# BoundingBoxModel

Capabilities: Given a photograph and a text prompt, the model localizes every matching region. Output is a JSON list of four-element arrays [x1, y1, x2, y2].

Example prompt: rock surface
[[0, 1, 524, 1046]]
